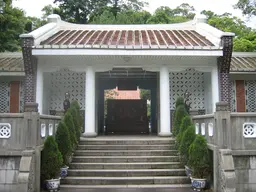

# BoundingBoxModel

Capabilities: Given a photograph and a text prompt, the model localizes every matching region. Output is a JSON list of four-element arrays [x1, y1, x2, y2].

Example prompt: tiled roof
[[0, 54, 24, 72], [114, 88, 141, 100], [230, 56, 256, 72], [38, 29, 216, 50]]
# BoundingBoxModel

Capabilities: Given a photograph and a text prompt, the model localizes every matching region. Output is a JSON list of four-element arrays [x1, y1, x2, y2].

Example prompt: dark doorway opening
[[97, 68, 158, 135]]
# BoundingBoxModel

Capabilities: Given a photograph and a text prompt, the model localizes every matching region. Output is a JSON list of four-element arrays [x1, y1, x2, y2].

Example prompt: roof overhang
[[32, 48, 223, 56]]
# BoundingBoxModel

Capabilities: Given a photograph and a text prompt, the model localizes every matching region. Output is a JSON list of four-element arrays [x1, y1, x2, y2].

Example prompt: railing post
[[215, 102, 231, 149]]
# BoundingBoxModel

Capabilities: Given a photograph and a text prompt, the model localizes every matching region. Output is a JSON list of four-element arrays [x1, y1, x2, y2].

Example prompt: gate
[[106, 99, 148, 134]]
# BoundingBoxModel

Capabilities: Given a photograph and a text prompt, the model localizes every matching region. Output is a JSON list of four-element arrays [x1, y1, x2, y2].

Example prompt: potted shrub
[[175, 115, 192, 149], [179, 125, 196, 177], [55, 121, 72, 178], [188, 135, 211, 191], [64, 111, 78, 149], [173, 104, 188, 136], [68, 104, 82, 142], [41, 136, 63, 191]]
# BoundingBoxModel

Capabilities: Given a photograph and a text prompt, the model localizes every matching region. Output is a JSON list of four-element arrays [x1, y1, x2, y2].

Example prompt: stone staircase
[[60, 137, 190, 191]]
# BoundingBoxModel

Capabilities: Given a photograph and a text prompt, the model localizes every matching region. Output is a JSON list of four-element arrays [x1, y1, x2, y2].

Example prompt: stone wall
[[193, 102, 256, 192], [0, 112, 61, 192], [234, 156, 256, 192], [0, 157, 20, 191]]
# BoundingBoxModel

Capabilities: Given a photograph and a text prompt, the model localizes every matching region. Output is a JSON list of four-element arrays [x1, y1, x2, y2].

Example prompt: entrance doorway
[[97, 68, 158, 135]]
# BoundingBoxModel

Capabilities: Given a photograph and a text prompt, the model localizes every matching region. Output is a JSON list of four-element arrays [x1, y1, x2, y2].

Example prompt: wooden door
[[106, 100, 148, 134]]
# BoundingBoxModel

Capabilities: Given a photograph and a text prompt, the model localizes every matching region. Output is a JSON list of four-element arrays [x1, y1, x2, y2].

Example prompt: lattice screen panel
[[170, 68, 205, 110], [50, 69, 86, 110], [245, 80, 256, 112], [19, 81, 24, 112], [230, 80, 236, 112], [0, 82, 10, 113]]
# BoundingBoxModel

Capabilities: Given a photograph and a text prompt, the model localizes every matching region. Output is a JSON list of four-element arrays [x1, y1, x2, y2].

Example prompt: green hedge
[[188, 135, 210, 178], [41, 136, 63, 181], [55, 121, 72, 165]]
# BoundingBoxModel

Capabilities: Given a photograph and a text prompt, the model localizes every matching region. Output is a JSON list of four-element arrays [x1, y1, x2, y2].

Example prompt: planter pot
[[60, 166, 69, 178], [45, 178, 60, 192], [185, 165, 192, 178], [191, 177, 207, 191]]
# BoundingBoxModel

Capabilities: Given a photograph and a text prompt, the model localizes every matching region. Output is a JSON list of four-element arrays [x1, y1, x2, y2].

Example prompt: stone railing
[[0, 112, 61, 192], [192, 102, 256, 192], [192, 114, 215, 146]]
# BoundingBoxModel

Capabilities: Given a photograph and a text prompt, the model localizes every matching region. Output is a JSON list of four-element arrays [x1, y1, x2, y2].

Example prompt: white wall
[[204, 72, 212, 114]]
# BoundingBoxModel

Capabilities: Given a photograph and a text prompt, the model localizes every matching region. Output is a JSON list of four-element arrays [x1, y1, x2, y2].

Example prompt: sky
[[13, 0, 256, 28]]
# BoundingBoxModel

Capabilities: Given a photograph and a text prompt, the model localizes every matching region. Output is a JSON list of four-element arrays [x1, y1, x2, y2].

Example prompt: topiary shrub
[[41, 136, 63, 181], [188, 135, 211, 178], [55, 121, 72, 165], [179, 125, 196, 165], [68, 106, 82, 142], [173, 105, 188, 136], [175, 97, 185, 108], [175, 115, 192, 149], [64, 111, 78, 148]]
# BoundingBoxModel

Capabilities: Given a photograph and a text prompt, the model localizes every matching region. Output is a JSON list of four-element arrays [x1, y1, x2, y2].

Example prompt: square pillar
[[83, 66, 97, 137], [211, 67, 219, 112], [159, 65, 172, 137], [36, 68, 43, 114]]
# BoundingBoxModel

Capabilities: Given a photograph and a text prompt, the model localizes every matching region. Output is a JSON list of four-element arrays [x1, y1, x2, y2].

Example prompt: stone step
[[74, 150, 178, 156], [61, 176, 190, 185], [68, 169, 186, 177], [60, 184, 192, 192], [69, 162, 183, 169], [79, 139, 175, 146], [72, 156, 179, 163], [77, 144, 175, 150]]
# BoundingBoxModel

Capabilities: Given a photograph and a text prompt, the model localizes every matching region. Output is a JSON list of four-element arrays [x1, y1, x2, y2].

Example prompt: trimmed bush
[[173, 105, 188, 136], [176, 115, 192, 149], [41, 136, 63, 181], [188, 135, 210, 178], [175, 97, 185, 108], [68, 106, 82, 142], [55, 121, 72, 165], [64, 111, 78, 148], [179, 125, 196, 165]]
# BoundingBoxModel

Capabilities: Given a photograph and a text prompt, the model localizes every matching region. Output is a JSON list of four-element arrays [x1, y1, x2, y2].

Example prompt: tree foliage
[[235, 0, 256, 17], [176, 115, 192, 149], [64, 111, 78, 148], [173, 105, 188, 136], [0, 0, 27, 52]]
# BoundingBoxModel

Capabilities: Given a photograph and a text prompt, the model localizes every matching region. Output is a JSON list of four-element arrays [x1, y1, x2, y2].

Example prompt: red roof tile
[[39, 29, 215, 49]]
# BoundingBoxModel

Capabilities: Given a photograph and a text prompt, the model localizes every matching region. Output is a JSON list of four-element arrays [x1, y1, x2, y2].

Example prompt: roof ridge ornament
[[47, 14, 61, 23]]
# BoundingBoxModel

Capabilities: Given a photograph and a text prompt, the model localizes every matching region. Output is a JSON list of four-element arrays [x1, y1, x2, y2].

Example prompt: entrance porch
[[35, 55, 219, 137]]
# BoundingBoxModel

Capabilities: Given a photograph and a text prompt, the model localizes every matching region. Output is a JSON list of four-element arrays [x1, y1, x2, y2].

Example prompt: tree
[[64, 111, 78, 148], [0, 0, 27, 52], [173, 105, 188, 136], [235, 0, 256, 17], [140, 89, 150, 101]]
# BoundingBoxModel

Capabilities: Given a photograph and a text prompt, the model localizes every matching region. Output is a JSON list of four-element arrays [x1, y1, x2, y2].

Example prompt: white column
[[159, 65, 172, 137], [36, 68, 43, 114], [211, 67, 219, 112], [83, 66, 97, 137]]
